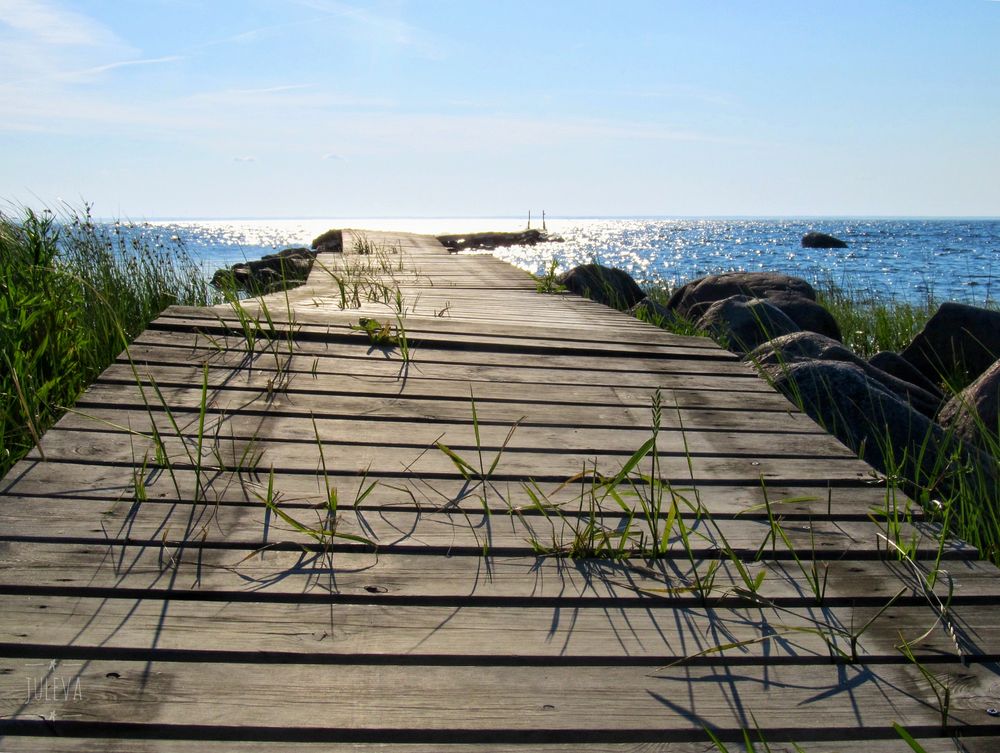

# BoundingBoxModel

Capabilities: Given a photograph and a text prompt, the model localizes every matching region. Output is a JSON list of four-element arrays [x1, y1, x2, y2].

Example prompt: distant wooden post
[[527, 210, 531, 230], [542, 211, 547, 231]]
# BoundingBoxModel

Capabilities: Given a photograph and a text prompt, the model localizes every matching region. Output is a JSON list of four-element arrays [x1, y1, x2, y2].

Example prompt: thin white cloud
[[227, 84, 314, 95], [55, 55, 184, 81], [0, 0, 121, 47], [0, 85, 730, 150], [233, 156, 257, 162], [178, 86, 392, 110], [195, 18, 317, 49], [289, 0, 446, 59], [322, 153, 345, 161], [617, 86, 736, 108], [0, 0, 135, 86]]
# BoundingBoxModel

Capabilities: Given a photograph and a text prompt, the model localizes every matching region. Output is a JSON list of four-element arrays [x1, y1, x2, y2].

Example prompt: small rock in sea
[[437, 229, 562, 252], [556, 264, 645, 311], [801, 232, 848, 249]]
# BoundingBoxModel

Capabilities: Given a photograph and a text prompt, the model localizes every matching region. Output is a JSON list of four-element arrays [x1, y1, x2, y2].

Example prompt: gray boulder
[[767, 360, 959, 494], [667, 271, 816, 319], [685, 290, 840, 341], [557, 264, 646, 311], [760, 290, 842, 341], [750, 332, 942, 418], [900, 302, 1000, 386], [869, 351, 944, 401], [801, 231, 848, 249], [695, 296, 800, 355], [628, 298, 674, 326], [938, 358, 1000, 450]]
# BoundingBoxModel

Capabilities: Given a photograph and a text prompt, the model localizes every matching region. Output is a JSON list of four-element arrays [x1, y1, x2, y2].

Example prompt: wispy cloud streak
[[0, 0, 120, 46], [54, 55, 184, 81], [288, 0, 446, 59]]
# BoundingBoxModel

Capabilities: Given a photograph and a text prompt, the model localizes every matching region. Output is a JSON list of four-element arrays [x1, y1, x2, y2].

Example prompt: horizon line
[[130, 213, 1000, 222]]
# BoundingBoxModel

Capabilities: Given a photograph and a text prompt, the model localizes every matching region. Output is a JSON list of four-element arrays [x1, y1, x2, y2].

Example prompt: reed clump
[[0, 204, 217, 479], [810, 279, 939, 360]]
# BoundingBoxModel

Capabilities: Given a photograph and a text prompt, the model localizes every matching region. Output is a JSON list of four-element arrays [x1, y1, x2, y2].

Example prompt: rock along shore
[[557, 260, 998, 509]]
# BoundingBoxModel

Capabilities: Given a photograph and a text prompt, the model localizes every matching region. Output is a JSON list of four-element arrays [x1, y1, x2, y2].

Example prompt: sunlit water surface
[[133, 217, 998, 305]]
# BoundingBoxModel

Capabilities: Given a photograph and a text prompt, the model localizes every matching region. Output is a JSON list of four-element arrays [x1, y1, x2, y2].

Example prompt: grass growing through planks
[[308, 232, 418, 361], [254, 415, 377, 549], [0, 204, 217, 479], [349, 316, 410, 361], [425, 387, 965, 680], [435, 389, 523, 508], [313, 232, 412, 311], [531, 258, 565, 293]]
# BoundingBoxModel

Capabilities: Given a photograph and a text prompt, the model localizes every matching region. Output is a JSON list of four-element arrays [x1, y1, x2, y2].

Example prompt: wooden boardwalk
[[1, 230, 999, 751]]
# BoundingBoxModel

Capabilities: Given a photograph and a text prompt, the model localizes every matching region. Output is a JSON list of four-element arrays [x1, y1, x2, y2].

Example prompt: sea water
[[134, 217, 998, 305]]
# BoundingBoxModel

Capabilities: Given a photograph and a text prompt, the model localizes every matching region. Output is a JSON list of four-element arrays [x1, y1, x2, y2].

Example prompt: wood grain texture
[[0, 738, 989, 753], [1, 230, 998, 751]]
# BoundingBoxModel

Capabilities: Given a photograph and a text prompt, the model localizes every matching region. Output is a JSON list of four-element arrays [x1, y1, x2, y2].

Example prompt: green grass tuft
[[0, 203, 218, 479]]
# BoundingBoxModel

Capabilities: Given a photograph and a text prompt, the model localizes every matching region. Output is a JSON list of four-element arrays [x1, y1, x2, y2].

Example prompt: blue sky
[[1, 0, 998, 218]]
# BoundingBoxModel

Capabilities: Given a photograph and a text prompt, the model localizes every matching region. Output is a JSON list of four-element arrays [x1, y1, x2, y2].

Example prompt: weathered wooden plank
[[71, 384, 823, 435], [129, 328, 760, 376], [2, 659, 997, 733], [161, 304, 719, 351], [27, 428, 878, 485], [54, 408, 850, 461], [0, 497, 953, 559], [121, 340, 770, 390], [0, 462, 910, 519], [149, 315, 728, 361], [96, 362, 788, 409], [100, 356, 776, 402], [0, 594, 987, 662], [1, 544, 989, 606], [76, 381, 822, 435], [0, 737, 986, 753]]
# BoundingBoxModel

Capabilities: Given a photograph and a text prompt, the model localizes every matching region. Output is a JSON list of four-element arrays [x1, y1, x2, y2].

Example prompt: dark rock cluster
[[558, 262, 998, 506], [210, 227, 348, 295], [211, 247, 317, 295], [438, 229, 563, 252], [312, 228, 344, 253]]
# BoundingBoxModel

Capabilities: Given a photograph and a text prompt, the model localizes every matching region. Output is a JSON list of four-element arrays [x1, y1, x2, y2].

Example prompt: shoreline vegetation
[[1, 210, 997, 565], [1, 206, 217, 477]]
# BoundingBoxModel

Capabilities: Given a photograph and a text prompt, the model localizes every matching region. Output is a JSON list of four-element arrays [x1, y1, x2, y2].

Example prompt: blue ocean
[[135, 217, 998, 305]]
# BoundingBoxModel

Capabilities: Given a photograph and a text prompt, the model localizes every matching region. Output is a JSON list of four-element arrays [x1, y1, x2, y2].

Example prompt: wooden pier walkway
[[1, 230, 999, 751]]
